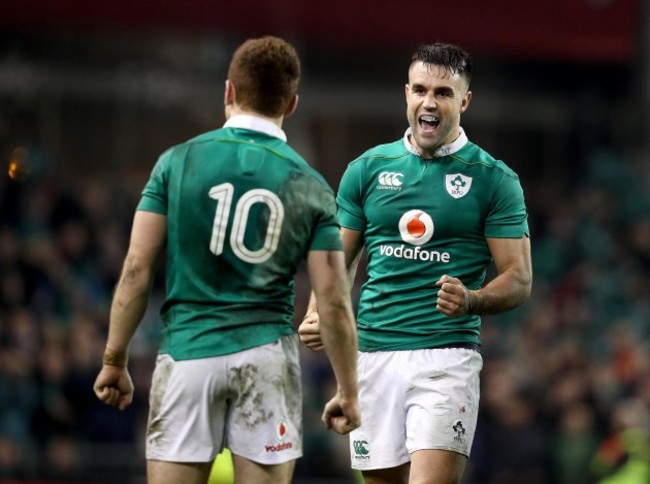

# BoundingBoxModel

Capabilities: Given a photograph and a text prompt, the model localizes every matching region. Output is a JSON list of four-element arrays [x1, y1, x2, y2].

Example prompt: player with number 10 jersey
[[138, 117, 342, 360]]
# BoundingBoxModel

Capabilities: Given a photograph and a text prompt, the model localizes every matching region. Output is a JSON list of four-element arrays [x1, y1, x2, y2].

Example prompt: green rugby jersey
[[138, 115, 342, 360], [337, 129, 529, 352]]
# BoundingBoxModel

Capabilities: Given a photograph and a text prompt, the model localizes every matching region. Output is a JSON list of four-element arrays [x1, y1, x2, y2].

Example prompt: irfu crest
[[445, 174, 473, 199]]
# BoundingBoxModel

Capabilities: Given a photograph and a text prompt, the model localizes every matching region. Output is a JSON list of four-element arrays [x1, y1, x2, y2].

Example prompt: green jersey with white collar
[[337, 129, 529, 352], [138, 115, 342, 360]]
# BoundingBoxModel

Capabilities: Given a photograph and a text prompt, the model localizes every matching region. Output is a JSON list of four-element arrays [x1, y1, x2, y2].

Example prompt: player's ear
[[224, 80, 235, 106], [284, 94, 299, 118], [460, 90, 472, 114]]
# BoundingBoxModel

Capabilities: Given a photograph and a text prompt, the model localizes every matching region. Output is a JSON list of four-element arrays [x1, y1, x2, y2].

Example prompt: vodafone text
[[379, 244, 450, 262], [265, 442, 293, 452]]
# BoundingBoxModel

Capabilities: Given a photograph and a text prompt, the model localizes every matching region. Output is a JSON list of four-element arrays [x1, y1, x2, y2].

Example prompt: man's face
[[405, 61, 472, 158]]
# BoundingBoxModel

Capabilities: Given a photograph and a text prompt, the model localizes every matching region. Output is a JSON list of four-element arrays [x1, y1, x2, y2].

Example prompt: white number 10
[[208, 182, 284, 264]]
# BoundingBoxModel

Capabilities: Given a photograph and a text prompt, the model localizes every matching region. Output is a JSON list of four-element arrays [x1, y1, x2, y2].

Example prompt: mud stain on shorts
[[229, 363, 273, 429], [147, 355, 173, 443], [279, 335, 302, 425]]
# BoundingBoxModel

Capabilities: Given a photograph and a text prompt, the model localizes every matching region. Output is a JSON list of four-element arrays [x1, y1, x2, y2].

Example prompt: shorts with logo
[[349, 347, 482, 470], [146, 334, 302, 465]]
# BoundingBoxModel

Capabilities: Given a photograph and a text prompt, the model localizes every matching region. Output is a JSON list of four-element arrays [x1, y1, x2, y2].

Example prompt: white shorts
[[350, 347, 483, 470], [145, 334, 302, 465]]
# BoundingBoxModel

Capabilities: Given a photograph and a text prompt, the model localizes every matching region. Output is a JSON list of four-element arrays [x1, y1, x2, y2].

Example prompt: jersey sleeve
[[308, 181, 343, 251], [336, 160, 367, 231], [137, 148, 172, 214], [484, 170, 529, 238]]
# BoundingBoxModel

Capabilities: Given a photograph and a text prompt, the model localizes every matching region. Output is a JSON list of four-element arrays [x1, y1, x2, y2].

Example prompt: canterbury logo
[[353, 440, 369, 455], [377, 171, 404, 190]]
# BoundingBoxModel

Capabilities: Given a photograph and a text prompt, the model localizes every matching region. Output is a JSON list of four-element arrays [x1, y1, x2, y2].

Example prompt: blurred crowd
[[0, 141, 649, 484]]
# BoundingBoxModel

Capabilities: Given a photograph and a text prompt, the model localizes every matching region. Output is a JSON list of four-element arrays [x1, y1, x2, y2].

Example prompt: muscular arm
[[307, 249, 360, 432], [93, 210, 166, 410], [305, 227, 364, 314], [106, 210, 167, 355], [436, 235, 532, 316], [479, 235, 532, 313], [307, 249, 358, 393], [300, 228, 363, 351]]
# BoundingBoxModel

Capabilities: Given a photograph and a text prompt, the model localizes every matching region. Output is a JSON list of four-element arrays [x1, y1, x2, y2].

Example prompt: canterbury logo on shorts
[[353, 440, 369, 456]]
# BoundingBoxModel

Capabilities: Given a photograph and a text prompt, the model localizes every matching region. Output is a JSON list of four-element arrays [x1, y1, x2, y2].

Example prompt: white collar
[[403, 127, 468, 158], [224, 115, 287, 142]]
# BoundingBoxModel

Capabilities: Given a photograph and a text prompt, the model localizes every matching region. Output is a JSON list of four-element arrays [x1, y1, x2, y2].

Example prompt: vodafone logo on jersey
[[379, 209, 451, 263], [377, 171, 404, 191], [398, 210, 434, 245]]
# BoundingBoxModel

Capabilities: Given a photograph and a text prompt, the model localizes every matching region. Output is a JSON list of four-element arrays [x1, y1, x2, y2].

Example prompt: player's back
[[139, 120, 341, 359]]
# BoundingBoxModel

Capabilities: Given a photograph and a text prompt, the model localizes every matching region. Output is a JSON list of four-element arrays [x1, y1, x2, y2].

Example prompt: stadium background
[[0, 0, 649, 482]]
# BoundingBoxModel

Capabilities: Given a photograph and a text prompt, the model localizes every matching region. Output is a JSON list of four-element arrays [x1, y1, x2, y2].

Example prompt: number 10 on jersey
[[209, 183, 285, 264]]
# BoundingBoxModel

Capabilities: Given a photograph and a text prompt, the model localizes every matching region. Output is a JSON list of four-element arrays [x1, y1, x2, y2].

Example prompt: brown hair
[[410, 42, 472, 87], [227, 36, 301, 117]]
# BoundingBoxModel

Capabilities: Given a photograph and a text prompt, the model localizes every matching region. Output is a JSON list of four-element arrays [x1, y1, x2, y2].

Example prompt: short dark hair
[[228, 36, 301, 117], [410, 43, 472, 86]]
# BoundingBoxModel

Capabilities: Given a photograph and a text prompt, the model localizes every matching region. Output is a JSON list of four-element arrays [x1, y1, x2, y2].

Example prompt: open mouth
[[419, 114, 439, 133]]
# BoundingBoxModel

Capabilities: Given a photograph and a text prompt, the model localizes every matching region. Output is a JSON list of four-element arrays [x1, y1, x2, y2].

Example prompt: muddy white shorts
[[145, 334, 302, 465], [349, 346, 482, 471]]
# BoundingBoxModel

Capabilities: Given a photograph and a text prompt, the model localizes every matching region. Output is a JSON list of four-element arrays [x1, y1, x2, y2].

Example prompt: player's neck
[[227, 107, 284, 129]]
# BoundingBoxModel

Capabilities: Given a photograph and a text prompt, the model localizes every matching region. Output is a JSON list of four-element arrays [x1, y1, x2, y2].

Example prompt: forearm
[[471, 267, 531, 315], [319, 301, 359, 397], [305, 250, 359, 316], [106, 258, 153, 355]]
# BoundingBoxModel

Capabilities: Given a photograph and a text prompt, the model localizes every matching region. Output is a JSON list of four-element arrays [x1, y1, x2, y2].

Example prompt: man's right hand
[[93, 365, 134, 411], [298, 311, 324, 351], [322, 393, 361, 435]]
